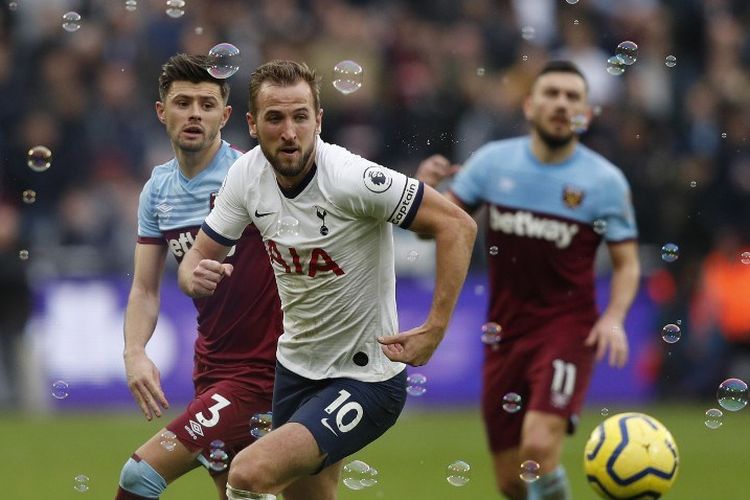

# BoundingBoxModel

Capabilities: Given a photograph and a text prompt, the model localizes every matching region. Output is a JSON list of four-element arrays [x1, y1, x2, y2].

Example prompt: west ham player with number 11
[[114, 54, 282, 500]]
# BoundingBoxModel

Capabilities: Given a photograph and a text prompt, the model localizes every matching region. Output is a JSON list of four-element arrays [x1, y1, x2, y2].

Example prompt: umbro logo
[[156, 203, 173, 213], [320, 417, 338, 436], [254, 209, 275, 218], [189, 419, 204, 437]]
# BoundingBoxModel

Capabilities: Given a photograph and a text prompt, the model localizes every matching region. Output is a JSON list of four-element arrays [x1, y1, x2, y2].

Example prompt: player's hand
[[188, 259, 233, 297], [377, 324, 445, 366], [415, 154, 460, 188], [585, 315, 629, 368], [124, 352, 169, 421]]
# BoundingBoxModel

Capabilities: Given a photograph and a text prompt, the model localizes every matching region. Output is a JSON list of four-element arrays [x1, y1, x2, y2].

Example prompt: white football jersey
[[204, 138, 424, 382]]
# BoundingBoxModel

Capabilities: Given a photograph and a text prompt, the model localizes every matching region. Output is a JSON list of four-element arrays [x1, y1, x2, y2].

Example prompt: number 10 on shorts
[[322, 390, 364, 434]]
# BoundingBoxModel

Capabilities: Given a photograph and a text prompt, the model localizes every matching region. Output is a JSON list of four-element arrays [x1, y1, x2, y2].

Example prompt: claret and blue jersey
[[451, 136, 638, 338]]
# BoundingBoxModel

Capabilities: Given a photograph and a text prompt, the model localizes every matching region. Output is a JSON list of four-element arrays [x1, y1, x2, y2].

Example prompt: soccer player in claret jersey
[[417, 60, 640, 500], [115, 54, 282, 500], [178, 60, 477, 500]]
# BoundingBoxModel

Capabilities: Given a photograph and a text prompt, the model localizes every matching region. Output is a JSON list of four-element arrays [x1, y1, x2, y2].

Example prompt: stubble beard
[[532, 120, 576, 150], [263, 142, 315, 179]]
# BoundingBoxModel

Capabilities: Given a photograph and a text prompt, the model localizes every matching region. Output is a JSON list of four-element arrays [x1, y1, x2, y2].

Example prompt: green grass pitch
[[3, 404, 746, 499]]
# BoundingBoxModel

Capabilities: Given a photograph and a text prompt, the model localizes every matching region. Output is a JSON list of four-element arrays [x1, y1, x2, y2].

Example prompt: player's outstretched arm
[[123, 243, 170, 420], [379, 185, 477, 366], [177, 229, 233, 298], [415, 154, 461, 189], [585, 240, 640, 368]]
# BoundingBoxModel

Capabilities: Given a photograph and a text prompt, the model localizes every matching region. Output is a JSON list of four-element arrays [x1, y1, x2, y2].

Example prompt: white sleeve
[[327, 155, 424, 229], [202, 159, 252, 245]]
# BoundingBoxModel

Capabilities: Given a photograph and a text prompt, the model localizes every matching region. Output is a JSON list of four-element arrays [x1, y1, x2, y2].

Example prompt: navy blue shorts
[[272, 362, 407, 471]]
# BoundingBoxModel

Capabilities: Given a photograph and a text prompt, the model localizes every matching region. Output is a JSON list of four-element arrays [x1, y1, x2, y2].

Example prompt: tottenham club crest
[[363, 166, 393, 193], [562, 185, 585, 208], [315, 205, 329, 235]]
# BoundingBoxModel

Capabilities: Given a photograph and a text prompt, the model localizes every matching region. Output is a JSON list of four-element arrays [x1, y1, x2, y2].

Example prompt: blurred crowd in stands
[[0, 0, 749, 400]]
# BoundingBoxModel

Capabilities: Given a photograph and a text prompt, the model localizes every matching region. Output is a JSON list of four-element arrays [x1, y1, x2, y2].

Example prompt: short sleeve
[[450, 144, 492, 207], [202, 160, 252, 246], [137, 178, 164, 244], [327, 158, 424, 229], [599, 171, 638, 242]]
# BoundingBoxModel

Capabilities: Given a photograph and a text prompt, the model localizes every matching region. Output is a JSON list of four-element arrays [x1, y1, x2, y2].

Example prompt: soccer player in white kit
[[178, 60, 477, 499]]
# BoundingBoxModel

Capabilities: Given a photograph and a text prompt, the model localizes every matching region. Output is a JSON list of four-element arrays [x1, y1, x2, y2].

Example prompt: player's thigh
[[211, 471, 229, 500], [526, 327, 595, 431], [481, 340, 531, 452], [282, 460, 342, 500], [232, 421, 325, 482], [134, 427, 201, 482], [169, 381, 272, 470]]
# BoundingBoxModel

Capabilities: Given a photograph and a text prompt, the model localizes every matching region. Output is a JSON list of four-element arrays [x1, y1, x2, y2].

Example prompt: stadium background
[[1, 0, 749, 498]]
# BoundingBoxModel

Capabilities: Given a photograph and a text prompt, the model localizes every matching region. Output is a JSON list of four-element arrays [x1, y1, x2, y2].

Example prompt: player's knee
[[227, 457, 277, 493], [119, 456, 167, 498]]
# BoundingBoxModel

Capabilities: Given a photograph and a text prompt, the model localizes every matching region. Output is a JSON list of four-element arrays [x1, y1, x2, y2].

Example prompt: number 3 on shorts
[[195, 393, 231, 427], [323, 389, 363, 433]]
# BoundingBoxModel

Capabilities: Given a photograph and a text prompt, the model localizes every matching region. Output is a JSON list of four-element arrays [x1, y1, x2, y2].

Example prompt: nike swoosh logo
[[254, 210, 275, 218], [320, 417, 338, 436]]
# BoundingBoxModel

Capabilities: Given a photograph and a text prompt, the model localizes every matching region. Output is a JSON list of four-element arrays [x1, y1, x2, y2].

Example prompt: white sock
[[527, 465, 572, 500], [225, 483, 276, 500]]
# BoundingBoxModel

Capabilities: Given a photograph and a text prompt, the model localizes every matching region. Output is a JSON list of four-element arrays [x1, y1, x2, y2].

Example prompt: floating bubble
[[406, 250, 419, 262], [276, 216, 300, 237], [592, 219, 607, 235], [250, 412, 273, 439], [573, 19, 580, 26], [125, 0, 137, 11], [606, 56, 625, 76], [160, 430, 177, 451], [474, 285, 485, 296], [600, 408, 609, 416], [207, 43, 240, 79], [51, 380, 69, 399], [22, 189, 36, 204], [522, 55, 529, 62], [502, 392, 522, 414], [665, 55, 677, 68], [661, 243, 679, 263], [19, 250, 29, 261], [717, 378, 748, 412], [704, 408, 723, 429], [521, 26, 535, 41], [489, 245, 499, 256], [165, 0, 185, 18], [27, 145, 52, 172], [446, 460, 471, 487], [566, 0, 579, 4], [481, 322, 502, 346], [195, 26, 204, 35], [210, 439, 225, 450], [406, 373, 427, 397], [570, 113, 588, 134], [721, 132, 727, 139], [661, 323, 681, 344], [208, 448, 229, 471], [519, 460, 541, 483], [73, 474, 90, 493], [615, 41, 638, 65], [342, 460, 378, 490], [332, 60, 363, 95], [476, 67, 485, 77], [62, 11, 81, 32], [690, 181, 697, 188], [9, 1, 18, 11], [740, 251, 750, 265]]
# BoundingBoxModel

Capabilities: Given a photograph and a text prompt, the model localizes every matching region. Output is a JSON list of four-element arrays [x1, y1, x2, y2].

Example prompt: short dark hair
[[158, 53, 230, 103], [247, 60, 320, 117], [534, 60, 588, 91]]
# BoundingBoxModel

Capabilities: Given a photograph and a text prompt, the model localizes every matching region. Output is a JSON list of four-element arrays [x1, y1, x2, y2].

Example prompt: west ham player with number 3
[[115, 54, 282, 500], [178, 60, 477, 500], [416, 60, 640, 500]]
